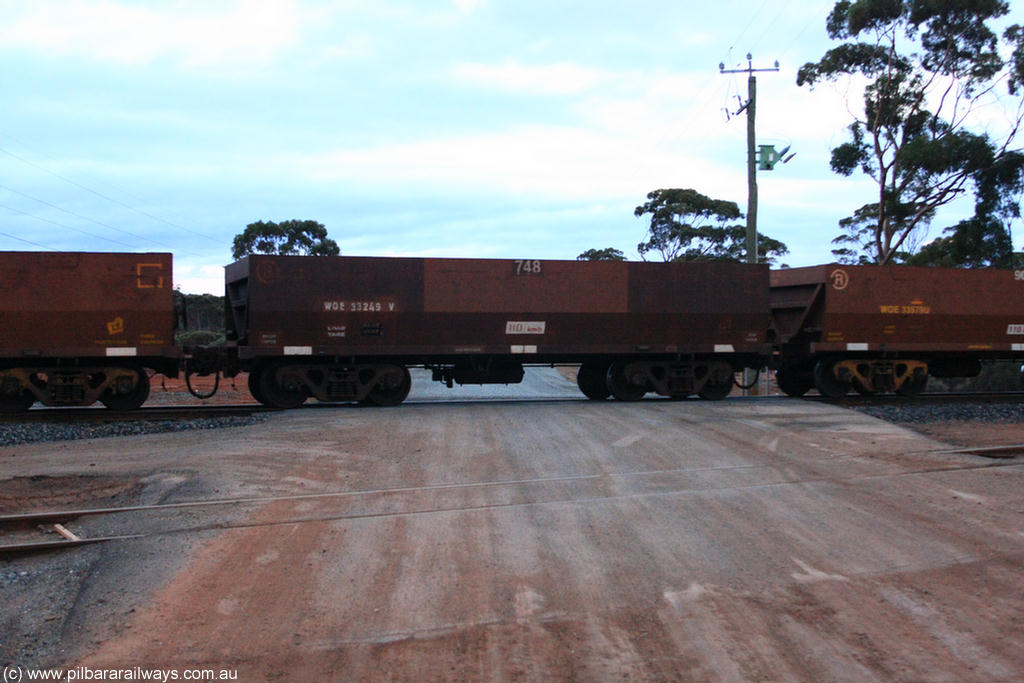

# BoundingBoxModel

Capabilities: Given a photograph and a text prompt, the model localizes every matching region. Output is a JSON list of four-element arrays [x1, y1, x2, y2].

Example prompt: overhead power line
[[0, 202, 138, 249], [0, 230, 58, 251], [0, 184, 203, 257], [0, 143, 222, 244]]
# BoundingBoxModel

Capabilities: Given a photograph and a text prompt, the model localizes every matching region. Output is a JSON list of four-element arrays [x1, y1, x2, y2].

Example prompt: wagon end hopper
[[0, 252, 178, 412], [770, 264, 1024, 398], [226, 255, 771, 407]]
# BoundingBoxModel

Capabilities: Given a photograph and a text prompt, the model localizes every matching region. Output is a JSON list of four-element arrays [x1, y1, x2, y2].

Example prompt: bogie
[[250, 361, 416, 409], [597, 359, 738, 401], [831, 359, 929, 397], [0, 365, 151, 411]]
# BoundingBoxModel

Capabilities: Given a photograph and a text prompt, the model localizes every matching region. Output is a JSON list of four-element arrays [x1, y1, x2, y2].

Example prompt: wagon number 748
[[514, 259, 542, 276]]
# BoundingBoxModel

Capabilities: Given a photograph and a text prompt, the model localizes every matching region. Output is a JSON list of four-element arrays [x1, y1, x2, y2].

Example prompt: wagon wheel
[[606, 361, 646, 402], [576, 362, 610, 400], [365, 366, 412, 407], [697, 366, 734, 401], [0, 388, 34, 413], [812, 359, 850, 399], [775, 366, 812, 397], [100, 368, 151, 410], [896, 373, 928, 397], [257, 363, 307, 409], [247, 368, 267, 404]]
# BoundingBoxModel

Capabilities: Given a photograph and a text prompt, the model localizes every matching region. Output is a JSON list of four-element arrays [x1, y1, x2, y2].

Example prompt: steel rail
[[805, 391, 1024, 405], [0, 404, 273, 423], [6, 391, 1024, 420]]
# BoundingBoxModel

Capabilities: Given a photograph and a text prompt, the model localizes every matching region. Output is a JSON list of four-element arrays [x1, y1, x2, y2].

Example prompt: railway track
[[0, 404, 274, 424], [6, 390, 1024, 421], [2, 450, 1020, 556]]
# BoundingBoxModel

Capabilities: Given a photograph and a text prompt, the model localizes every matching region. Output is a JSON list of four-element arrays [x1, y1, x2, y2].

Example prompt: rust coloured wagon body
[[0, 252, 177, 411], [225, 255, 770, 407], [771, 264, 1024, 397]]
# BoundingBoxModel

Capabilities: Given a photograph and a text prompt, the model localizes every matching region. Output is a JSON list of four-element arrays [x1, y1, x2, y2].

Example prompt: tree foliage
[[633, 188, 788, 264], [906, 215, 1014, 267], [172, 291, 226, 346], [231, 219, 340, 260], [577, 247, 626, 261], [797, 0, 1024, 265], [908, 149, 1024, 267], [179, 293, 224, 331]]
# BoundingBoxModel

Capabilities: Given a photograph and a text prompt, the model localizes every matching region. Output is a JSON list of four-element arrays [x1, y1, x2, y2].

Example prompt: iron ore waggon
[[0, 252, 178, 411], [11, 249, 1022, 413], [771, 264, 1024, 398], [225, 255, 771, 408]]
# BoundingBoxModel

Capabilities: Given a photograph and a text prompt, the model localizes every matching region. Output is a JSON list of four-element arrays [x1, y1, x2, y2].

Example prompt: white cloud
[[174, 262, 226, 295], [0, 0, 312, 67], [452, 0, 485, 13], [452, 60, 605, 96], [319, 34, 377, 62], [299, 123, 740, 202], [264, 61, 871, 211]]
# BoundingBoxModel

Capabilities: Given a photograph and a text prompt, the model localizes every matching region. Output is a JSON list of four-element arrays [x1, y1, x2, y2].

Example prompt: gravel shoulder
[[852, 400, 1024, 447], [910, 421, 1024, 447]]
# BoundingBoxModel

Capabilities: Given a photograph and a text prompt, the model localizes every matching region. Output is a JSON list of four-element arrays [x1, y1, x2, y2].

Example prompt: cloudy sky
[[1, 0, 1021, 293]]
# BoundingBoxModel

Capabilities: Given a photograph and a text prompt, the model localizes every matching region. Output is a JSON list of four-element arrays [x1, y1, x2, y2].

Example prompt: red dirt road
[[4, 386, 1024, 681]]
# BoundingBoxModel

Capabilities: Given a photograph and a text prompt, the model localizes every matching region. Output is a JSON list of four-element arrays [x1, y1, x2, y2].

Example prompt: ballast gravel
[[853, 401, 1024, 424], [3, 401, 1019, 446], [0, 415, 267, 447]]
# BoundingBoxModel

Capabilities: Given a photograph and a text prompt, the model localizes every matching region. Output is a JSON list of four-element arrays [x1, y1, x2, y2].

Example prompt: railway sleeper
[[0, 366, 149, 412]]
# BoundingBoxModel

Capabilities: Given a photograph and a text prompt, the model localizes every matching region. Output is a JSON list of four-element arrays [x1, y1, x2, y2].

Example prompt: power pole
[[719, 54, 779, 265], [720, 54, 779, 396]]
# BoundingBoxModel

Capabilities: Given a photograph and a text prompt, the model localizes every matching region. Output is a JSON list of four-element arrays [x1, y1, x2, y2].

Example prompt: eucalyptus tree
[[231, 219, 340, 260], [577, 247, 626, 261], [634, 188, 788, 264], [797, 0, 1024, 265]]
